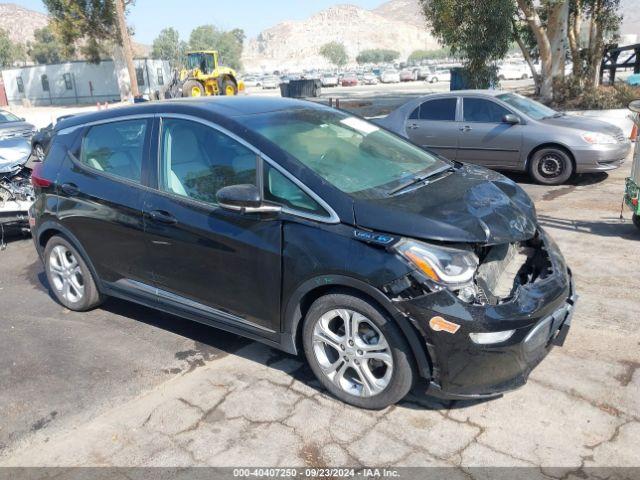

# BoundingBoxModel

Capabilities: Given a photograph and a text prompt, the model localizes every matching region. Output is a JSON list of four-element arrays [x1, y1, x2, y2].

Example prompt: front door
[[405, 97, 459, 160], [457, 97, 523, 168], [143, 116, 282, 333]]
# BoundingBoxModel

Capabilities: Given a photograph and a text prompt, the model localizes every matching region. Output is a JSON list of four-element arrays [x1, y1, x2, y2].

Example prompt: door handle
[[459, 125, 472, 132], [146, 210, 178, 225], [407, 123, 419, 130], [61, 183, 79, 196]]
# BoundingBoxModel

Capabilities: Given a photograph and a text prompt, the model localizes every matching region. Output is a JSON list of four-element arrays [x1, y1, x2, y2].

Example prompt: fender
[[35, 220, 106, 293], [282, 274, 432, 379]]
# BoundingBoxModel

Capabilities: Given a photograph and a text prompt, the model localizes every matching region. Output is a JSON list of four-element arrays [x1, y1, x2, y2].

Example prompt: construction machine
[[165, 50, 244, 98]]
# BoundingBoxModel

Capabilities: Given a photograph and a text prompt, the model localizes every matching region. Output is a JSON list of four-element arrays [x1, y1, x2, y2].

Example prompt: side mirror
[[216, 184, 281, 214], [503, 114, 521, 125]]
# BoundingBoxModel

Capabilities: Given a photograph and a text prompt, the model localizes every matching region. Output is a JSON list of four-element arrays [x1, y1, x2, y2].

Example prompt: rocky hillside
[[0, 2, 150, 60], [241, 1, 439, 71], [0, 3, 49, 44], [242, 0, 640, 71], [372, 0, 428, 29]]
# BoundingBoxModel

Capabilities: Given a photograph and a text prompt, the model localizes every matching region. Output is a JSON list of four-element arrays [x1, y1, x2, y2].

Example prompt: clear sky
[[13, 0, 388, 44]]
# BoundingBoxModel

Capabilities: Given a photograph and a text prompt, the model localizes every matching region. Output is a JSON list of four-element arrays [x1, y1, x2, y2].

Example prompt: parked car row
[[243, 65, 462, 89]]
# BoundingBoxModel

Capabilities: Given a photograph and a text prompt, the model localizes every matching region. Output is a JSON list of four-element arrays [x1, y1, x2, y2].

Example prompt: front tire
[[633, 214, 640, 231], [302, 293, 415, 409], [221, 78, 238, 96], [44, 235, 103, 311], [528, 147, 574, 185]]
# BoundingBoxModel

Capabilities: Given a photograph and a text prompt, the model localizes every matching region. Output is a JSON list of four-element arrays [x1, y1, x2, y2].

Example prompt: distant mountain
[[241, 1, 439, 71], [242, 0, 640, 71], [373, 0, 428, 29], [0, 3, 48, 44], [0, 2, 151, 62]]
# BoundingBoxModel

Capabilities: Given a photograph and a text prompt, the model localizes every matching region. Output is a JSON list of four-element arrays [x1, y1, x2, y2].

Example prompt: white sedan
[[498, 62, 530, 80], [380, 70, 400, 83], [425, 69, 451, 83]]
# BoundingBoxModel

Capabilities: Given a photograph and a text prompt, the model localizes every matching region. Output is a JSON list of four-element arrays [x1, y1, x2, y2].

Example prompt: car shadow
[[103, 298, 498, 411], [537, 214, 640, 239], [500, 171, 609, 187], [29, 256, 495, 411]]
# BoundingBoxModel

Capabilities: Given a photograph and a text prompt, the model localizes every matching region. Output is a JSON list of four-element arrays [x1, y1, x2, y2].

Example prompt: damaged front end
[[1, 167, 34, 242], [382, 229, 575, 399]]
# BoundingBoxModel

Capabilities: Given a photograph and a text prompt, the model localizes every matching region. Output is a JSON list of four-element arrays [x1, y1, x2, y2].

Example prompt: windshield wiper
[[387, 164, 455, 196]]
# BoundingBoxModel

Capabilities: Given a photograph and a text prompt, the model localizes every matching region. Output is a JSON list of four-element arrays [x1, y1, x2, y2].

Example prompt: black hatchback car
[[29, 97, 576, 409]]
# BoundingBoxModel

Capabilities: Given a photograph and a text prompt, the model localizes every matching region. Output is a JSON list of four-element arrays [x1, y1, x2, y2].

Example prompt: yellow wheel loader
[[166, 51, 244, 98]]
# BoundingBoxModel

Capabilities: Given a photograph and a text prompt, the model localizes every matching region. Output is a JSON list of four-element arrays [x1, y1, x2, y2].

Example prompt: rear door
[[457, 97, 523, 168], [142, 116, 282, 334], [405, 97, 459, 160], [56, 117, 152, 285]]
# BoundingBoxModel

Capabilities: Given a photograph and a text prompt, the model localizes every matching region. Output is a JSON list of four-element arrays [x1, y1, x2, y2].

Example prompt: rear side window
[[263, 162, 327, 217], [80, 119, 148, 183], [463, 98, 511, 123], [410, 98, 457, 121], [159, 118, 257, 205]]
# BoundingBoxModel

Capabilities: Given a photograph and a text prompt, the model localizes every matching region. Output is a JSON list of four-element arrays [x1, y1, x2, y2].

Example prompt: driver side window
[[159, 118, 257, 205]]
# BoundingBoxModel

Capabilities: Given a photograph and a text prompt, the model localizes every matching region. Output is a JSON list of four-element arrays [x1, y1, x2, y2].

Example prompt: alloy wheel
[[35, 144, 45, 161], [312, 308, 393, 398], [48, 245, 85, 303]]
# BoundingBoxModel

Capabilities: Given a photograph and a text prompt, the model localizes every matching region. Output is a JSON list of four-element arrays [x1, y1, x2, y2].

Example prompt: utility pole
[[115, 0, 139, 98]]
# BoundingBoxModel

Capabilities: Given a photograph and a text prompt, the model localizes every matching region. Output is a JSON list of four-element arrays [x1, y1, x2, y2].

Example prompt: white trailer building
[[0, 58, 171, 107]]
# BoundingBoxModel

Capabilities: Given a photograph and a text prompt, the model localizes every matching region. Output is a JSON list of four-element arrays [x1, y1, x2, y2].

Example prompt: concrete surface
[[0, 148, 638, 469]]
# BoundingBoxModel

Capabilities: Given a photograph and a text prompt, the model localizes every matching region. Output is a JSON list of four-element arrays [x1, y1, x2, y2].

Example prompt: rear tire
[[302, 293, 415, 409], [633, 214, 640, 231], [33, 143, 45, 162], [528, 147, 574, 185], [182, 80, 204, 97], [44, 235, 103, 311]]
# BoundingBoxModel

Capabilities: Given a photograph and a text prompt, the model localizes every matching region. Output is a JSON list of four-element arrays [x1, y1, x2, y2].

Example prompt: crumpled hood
[[353, 164, 538, 245], [0, 138, 31, 174]]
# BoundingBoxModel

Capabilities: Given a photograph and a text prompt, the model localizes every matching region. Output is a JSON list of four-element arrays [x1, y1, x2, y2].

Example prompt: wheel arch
[[282, 275, 432, 380], [36, 221, 104, 293], [525, 142, 576, 173]]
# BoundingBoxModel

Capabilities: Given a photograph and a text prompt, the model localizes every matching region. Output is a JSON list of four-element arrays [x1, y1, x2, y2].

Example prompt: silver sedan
[[376, 90, 631, 185]]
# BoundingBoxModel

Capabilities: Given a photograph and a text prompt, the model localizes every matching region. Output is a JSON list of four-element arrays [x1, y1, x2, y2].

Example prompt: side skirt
[[103, 279, 289, 353]]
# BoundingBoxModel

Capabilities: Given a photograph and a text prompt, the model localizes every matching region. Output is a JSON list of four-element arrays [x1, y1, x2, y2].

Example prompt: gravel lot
[[0, 94, 638, 472]]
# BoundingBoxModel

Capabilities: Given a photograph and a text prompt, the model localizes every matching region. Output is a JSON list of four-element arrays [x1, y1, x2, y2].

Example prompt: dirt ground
[[0, 105, 638, 474]]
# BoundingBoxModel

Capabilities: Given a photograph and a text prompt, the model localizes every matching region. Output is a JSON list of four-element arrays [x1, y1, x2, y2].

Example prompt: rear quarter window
[[79, 119, 149, 184], [414, 98, 457, 121]]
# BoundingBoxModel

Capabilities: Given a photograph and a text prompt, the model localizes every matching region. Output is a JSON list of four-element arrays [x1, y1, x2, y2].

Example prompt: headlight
[[394, 239, 479, 289], [581, 132, 617, 145]]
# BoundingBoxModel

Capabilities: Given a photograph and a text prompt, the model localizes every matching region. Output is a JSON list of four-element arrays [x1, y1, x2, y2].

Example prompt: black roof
[[56, 97, 326, 131]]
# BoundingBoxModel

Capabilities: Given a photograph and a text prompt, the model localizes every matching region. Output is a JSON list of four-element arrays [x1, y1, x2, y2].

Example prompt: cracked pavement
[[0, 147, 638, 469]]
